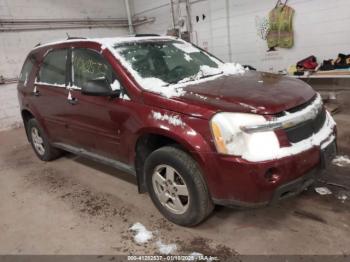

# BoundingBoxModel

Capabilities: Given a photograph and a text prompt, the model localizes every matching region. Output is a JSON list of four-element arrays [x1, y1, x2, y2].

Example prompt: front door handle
[[68, 98, 78, 105]]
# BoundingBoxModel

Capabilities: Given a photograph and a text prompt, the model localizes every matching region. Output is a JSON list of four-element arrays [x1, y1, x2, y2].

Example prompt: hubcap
[[152, 164, 190, 215], [31, 127, 45, 156]]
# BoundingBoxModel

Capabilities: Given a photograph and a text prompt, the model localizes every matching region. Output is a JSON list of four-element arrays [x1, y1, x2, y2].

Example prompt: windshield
[[113, 40, 223, 85]]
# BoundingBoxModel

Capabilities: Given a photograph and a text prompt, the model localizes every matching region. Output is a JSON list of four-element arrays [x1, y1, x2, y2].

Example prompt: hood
[[177, 71, 316, 115]]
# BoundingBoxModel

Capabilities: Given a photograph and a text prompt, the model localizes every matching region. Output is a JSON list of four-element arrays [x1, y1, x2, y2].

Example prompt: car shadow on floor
[[64, 152, 138, 186]]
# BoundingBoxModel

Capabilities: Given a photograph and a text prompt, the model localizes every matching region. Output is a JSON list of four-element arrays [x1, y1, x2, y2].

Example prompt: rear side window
[[38, 49, 67, 86], [19, 56, 34, 85]]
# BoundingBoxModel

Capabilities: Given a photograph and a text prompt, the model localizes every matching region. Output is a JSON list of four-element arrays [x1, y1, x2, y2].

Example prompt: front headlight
[[210, 112, 280, 161]]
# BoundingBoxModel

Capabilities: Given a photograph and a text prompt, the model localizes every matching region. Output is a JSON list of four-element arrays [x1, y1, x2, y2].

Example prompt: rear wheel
[[145, 146, 213, 226], [27, 118, 62, 161]]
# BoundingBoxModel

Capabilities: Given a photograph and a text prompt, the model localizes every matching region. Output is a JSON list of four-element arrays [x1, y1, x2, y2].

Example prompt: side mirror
[[82, 78, 120, 97]]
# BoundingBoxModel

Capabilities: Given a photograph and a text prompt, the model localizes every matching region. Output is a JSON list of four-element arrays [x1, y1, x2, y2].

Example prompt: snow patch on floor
[[129, 223, 153, 244], [315, 187, 332, 195], [156, 240, 177, 255], [337, 192, 348, 203], [332, 155, 350, 167], [152, 111, 184, 127]]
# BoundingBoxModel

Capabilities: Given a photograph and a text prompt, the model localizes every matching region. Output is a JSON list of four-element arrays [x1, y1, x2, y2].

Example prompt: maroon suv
[[18, 36, 337, 226]]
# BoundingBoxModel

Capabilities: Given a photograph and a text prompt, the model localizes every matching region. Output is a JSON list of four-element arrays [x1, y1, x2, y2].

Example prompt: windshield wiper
[[199, 71, 223, 79], [163, 70, 224, 87]]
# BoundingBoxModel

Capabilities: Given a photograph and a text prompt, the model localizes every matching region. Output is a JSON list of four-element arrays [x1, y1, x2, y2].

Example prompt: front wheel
[[145, 146, 213, 226]]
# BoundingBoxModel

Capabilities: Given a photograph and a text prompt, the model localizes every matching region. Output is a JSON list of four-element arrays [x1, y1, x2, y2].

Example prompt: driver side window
[[72, 48, 116, 89]]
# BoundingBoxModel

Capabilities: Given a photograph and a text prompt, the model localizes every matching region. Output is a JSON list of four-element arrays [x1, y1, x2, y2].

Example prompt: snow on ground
[[129, 222, 178, 254], [128, 222, 217, 256], [156, 240, 177, 255], [332, 155, 350, 167], [315, 187, 332, 195], [337, 192, 348, 203], [129, 223, 153, 244], [152, 111, 184, 127]]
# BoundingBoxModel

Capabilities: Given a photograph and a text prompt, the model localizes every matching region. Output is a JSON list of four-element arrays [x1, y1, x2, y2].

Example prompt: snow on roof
[[33, 35, 245, 99]]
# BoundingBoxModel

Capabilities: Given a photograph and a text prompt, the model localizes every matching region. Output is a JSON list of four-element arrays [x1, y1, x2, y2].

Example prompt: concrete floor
[[0, 127, 349, 257]]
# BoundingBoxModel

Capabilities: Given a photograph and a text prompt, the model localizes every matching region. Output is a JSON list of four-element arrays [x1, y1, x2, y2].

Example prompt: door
[[32, 48, 71, 143], [65, 47, 126, 160]]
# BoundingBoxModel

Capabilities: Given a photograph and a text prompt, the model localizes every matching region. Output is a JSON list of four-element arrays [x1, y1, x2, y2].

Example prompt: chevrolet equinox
[[17, 36, 337, 226]]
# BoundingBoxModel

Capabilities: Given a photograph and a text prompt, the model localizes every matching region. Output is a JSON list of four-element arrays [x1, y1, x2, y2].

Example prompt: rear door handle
[[32, 86, 40, 96]]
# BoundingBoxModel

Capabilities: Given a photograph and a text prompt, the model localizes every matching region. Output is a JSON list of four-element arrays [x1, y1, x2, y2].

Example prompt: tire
[[27, 118, 62, 161], [145, 146, 214, 226]]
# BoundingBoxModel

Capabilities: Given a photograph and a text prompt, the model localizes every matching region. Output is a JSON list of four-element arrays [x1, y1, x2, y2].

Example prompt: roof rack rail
[[67, 36, 87, 40], [134, 34, 160, 37]]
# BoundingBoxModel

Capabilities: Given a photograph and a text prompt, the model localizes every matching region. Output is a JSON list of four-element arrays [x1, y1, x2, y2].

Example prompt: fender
[[20, 106, 51, 142], [132, 110, 215, 194], [134, 112, 213, 167]]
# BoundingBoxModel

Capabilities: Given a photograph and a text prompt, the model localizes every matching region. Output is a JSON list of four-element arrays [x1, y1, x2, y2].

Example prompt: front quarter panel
[[129, 105, 215, 164]]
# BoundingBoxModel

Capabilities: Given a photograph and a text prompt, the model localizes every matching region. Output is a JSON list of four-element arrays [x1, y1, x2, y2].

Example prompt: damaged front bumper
[[206, 126, 337, 208], [271, 137, 337, 204]]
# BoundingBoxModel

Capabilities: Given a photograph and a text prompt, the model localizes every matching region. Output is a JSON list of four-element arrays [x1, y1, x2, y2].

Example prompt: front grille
[[284, 107, 327, 143]]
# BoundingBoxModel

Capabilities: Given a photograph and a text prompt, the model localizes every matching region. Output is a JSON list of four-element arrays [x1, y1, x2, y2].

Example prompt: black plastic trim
[[53, 142, 136, 176]]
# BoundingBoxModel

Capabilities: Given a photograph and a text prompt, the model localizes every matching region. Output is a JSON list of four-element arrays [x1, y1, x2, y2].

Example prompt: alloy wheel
[[31, 127, 45, 156], [152, 164, 190, 215]]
